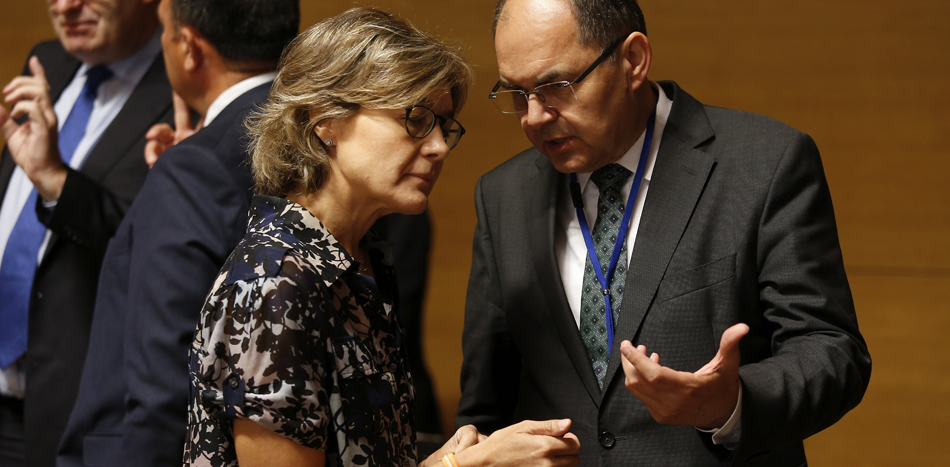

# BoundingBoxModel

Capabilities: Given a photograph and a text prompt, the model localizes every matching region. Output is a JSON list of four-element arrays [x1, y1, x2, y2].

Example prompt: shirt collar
[[576, 82, 673, 192], [75, 31, 162, 92], [245, 195, 390, 289], [203, 71, 276, 126]]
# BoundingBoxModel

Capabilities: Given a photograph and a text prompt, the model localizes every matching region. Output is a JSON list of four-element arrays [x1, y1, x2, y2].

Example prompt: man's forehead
[[494, 0, 589, 87]]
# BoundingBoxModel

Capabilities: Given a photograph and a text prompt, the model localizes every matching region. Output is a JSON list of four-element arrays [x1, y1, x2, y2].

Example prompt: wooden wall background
[[2, 1, 947, 465]]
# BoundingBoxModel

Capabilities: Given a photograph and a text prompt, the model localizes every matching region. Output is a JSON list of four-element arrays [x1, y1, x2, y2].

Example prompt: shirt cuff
[[41, 198, 58, 209], [696, 387, 742, 450]]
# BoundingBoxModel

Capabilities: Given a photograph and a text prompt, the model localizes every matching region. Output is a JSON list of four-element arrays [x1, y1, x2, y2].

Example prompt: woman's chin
[[388, 194, 428, 216]]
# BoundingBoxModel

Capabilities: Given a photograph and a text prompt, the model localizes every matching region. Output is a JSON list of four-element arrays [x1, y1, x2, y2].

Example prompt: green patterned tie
[[579, 163, 633, 388]]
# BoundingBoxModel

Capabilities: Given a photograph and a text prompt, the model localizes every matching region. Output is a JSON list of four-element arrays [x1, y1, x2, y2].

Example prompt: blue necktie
[[0, 65, 112, 369]]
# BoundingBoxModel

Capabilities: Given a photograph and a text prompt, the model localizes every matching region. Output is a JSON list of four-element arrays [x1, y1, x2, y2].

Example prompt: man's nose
[[523, 94, 556, 129], [51, 0, 84, 13]]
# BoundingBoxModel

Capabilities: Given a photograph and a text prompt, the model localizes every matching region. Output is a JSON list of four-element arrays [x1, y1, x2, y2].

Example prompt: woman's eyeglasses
[[404, 105, 466, 150]]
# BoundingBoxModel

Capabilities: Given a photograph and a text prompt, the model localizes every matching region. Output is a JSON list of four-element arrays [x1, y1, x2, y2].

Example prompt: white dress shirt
[[202, 72, 276, 127], [553, 84, 741, 447], [0, 33, 161, 398]]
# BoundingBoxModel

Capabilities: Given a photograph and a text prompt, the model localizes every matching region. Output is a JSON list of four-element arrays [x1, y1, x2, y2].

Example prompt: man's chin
[[543, 151, 594, 174], [60, 36, 106, 63]]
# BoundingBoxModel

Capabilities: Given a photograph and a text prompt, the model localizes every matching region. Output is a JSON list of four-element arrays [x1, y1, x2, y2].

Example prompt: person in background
[[457, 0, 870, 465], [185, 8, 581, 467], [371, 211, 446, 455], [56, 0, 298, 466], [0, 0, 172, 465]]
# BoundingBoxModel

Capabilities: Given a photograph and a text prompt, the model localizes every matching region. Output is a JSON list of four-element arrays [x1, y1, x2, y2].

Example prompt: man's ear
[[179, 25, 203, 72], [620, 31, 652, 91]]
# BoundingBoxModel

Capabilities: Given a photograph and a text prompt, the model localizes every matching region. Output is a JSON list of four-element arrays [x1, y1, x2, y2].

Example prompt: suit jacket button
[[599, 431, 615, 449], [229, 377, 240, 389]]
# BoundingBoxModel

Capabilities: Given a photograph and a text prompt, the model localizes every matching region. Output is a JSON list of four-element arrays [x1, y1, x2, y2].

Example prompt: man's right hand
[[0, 56, 68, 201], [453, 419, 581, 467], [144, 92, 199, 168]]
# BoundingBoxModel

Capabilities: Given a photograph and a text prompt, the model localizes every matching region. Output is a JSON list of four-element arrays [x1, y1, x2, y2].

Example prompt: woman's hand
[[427, 419, 581, 467], [420, 425, 486, 467]]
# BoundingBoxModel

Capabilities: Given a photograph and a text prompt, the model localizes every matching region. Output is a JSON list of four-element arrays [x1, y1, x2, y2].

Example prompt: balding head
[[494, 0, 646, 51]]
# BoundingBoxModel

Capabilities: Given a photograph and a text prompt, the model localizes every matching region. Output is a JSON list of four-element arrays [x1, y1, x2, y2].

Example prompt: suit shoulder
[[479, 147, 545, 188], [703, 105, 808, 144], [29, 40, 67, 61]]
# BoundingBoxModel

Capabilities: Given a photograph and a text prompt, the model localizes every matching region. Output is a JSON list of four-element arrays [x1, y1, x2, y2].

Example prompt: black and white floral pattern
[[183, 195, 416, 467]]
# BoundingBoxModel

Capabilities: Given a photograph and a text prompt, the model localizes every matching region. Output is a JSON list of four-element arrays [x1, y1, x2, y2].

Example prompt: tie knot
[[590, 164, 632, 192], [84, 65, 113, 93]]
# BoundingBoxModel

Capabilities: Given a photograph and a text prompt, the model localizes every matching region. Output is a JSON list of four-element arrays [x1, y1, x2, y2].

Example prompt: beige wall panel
[[2, 1, 948, 465]]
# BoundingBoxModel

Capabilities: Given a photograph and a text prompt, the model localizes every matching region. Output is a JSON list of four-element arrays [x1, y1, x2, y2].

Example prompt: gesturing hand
[[0, 56, 67, 201], [144, 92, 200, 168], [619, 323, 749, 429]]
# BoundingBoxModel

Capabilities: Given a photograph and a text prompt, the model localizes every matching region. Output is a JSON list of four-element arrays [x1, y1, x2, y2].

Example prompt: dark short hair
[[170, 0, 300, 64], [493, 0, 646, 51]]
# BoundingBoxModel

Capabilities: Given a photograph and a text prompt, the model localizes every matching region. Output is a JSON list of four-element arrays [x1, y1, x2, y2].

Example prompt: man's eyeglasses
[[488, 36, 625, 115], [404, 105, 466, 150]]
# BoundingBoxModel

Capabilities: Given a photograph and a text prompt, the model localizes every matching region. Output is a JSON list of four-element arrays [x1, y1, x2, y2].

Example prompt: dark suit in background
[[0, 40, 171, 467], [373, 211, 444, 446], [457, 82, 871, 466], [57, 83, 268, 467]]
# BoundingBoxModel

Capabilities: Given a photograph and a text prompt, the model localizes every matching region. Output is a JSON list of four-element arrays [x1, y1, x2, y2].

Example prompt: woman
[[183, 8, 579, 467]]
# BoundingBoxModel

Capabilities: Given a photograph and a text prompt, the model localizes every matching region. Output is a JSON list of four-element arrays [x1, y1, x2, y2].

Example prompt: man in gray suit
[[456, 0, 871, 465]]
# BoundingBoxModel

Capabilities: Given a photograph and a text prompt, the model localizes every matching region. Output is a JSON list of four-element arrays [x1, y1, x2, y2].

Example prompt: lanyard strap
[[571, 108, 656, 357]]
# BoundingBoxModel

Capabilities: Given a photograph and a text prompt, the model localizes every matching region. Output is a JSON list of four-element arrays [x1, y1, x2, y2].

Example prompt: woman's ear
[[310, 108, 337, 147], [314, 119, 335, 147]]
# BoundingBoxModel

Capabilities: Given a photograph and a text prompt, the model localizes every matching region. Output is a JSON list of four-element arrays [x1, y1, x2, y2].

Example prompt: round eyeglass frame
[[404, 105, 466, 150]]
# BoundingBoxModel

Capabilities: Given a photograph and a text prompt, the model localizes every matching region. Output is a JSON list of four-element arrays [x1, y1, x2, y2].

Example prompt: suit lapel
[[601, 82, 716, 394], [524, 154, 603, 405], [42, 53, 170, 258], [78, 54, 169, 181]]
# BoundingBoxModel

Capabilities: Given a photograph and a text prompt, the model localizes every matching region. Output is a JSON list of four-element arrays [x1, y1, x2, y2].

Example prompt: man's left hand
[[619, 323, 749, 429]]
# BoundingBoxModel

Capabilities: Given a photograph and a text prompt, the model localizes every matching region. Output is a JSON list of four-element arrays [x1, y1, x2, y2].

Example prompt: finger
[[146, 123, 174, 141], [700, 323, 749, 374], [514, 418, 571, 437], [10, 99, 40, 123], [172, 92, 192, 132], [4, 83, 49, 105], [0, 106, 17, 139], [3, 76, 45, 95], [144, 140, 163, 168], [550, 432, 582, 455], [650, 352, 660, 364], [28, 56, 48, 85], [452, 425, 481, 452]]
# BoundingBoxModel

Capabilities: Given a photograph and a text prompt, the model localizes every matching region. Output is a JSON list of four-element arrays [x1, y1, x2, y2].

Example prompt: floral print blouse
[[183, 195, 416, 467]]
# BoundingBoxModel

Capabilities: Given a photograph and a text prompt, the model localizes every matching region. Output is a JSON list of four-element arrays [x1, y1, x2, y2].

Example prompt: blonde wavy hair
[[248, 7, 474, 197]]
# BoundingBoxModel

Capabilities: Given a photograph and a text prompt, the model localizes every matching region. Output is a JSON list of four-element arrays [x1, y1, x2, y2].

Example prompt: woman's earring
[[324, 139, 333, 146]]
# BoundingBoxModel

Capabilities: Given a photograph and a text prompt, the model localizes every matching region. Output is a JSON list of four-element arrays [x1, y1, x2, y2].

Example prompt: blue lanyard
[[570, 108, 655, 357]]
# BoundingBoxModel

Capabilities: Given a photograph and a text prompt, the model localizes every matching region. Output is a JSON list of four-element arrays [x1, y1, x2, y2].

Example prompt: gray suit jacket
[[456, 81, 871, 466]]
